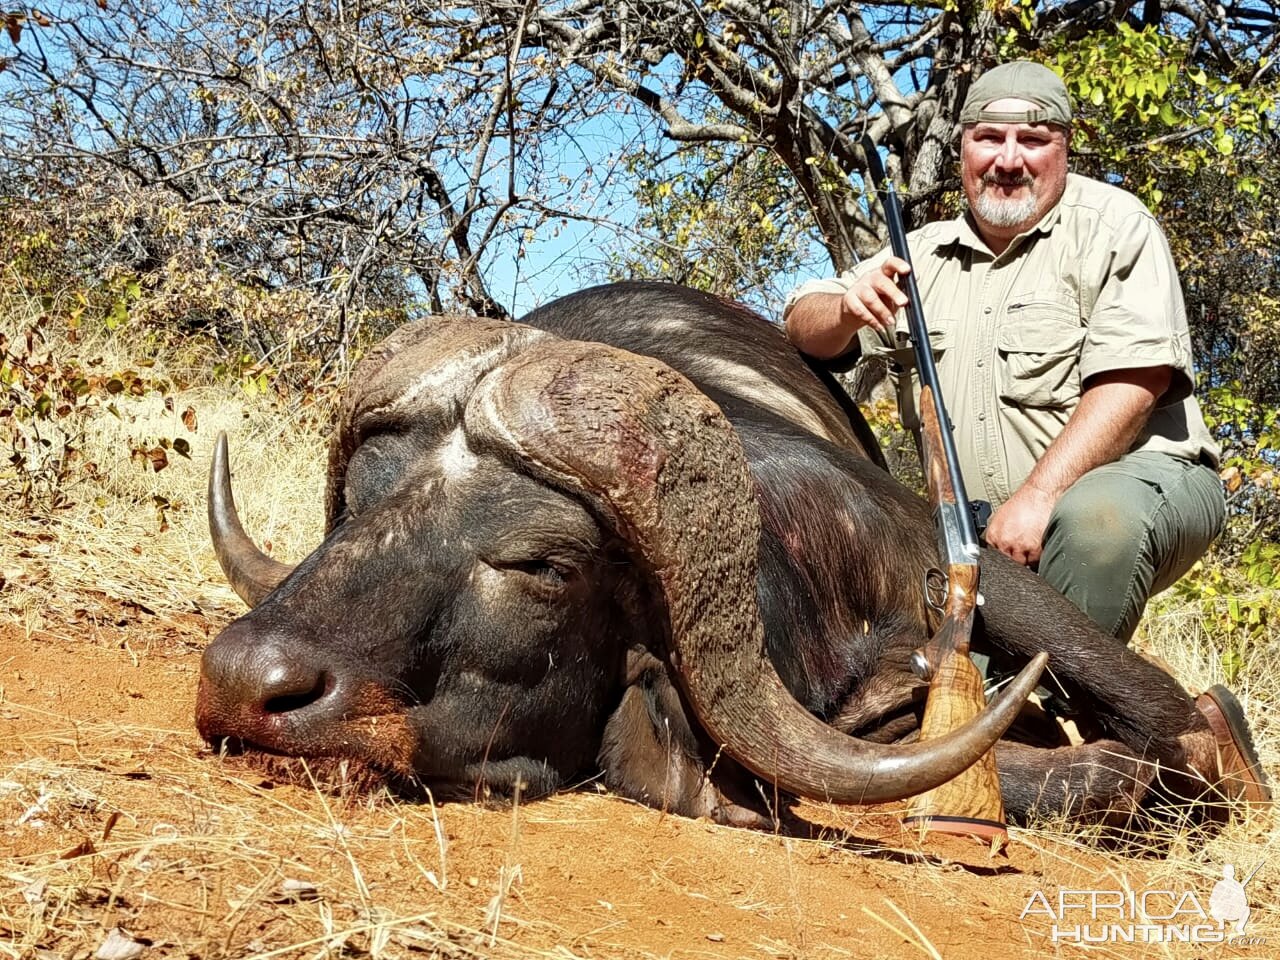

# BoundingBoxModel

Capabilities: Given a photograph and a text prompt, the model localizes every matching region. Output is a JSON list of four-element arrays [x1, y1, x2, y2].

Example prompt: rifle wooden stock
[[905, 387, 1007, 841]]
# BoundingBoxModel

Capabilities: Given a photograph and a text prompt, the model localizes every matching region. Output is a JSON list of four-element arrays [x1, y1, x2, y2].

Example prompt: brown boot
[[1194, 685, 1272, 805]]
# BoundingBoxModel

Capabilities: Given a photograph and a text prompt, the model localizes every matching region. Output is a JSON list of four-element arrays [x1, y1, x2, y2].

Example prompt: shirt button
[[978, 413, 986, 421], [983, 307, 993, 315], [977, 359, 984, 367]]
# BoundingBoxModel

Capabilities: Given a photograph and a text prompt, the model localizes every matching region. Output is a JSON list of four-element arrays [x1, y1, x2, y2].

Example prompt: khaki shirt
[[785, 173, 1219, 507]]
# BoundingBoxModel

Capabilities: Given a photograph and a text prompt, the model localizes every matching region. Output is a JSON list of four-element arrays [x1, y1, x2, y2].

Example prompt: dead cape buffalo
[[197, 281, 1263, 827]]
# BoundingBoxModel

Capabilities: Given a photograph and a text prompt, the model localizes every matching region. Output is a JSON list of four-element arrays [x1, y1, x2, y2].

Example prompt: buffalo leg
[[996, 740, 1156, 824], [976, 549, 1219, 791]]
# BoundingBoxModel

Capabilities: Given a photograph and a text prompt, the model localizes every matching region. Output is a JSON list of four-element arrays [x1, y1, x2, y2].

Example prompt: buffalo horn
[[467, 341, 1046, 805], [208, 432, 295, 607]]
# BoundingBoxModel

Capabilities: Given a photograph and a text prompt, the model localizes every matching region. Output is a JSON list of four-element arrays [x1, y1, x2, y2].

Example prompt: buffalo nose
[[197, 621, 329, 733]]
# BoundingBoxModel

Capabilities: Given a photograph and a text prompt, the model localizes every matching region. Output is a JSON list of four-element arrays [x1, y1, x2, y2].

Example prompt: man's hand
[[985, 484, 1058, 567], [784, 256, 913, 359], [840, 256, 912, 336]]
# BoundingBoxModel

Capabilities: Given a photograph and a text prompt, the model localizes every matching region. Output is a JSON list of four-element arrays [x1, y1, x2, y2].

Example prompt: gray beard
[[973, 188, 1040, 229]]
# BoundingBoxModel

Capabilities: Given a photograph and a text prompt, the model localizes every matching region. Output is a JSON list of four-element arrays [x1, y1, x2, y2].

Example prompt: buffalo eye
[[486, 557, 570, 594]]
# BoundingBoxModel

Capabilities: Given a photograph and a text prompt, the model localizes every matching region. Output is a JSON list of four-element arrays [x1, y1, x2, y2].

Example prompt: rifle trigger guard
[[923, 567, 948, 617]]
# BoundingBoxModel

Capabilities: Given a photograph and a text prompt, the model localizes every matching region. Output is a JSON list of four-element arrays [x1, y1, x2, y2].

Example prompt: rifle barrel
[[861, 140, 980, 559]]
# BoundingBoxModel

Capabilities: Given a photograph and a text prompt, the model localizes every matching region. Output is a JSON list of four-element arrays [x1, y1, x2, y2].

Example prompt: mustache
[[982, 172, 1035, 188]]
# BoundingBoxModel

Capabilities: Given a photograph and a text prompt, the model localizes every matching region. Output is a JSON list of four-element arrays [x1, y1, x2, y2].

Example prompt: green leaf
[[1090, 86, 1105, 106], [105, 299, 128, 330], [1216, 133, 1235, 155], [1220, 649, 1243, 684]]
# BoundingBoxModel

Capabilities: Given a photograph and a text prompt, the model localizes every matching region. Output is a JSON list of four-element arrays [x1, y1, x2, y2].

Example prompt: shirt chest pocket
[[997, 303, 1085, 409]]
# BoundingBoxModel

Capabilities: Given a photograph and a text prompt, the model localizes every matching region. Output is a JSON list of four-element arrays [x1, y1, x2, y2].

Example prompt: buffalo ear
[[600, 652, 776, 828], [599, 668, 712, 818]]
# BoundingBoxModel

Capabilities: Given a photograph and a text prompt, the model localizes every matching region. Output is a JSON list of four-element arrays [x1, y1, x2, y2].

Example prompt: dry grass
[[0, 707, 646, 960], [2, 303, 1277, 958], [1, 303, 331, 637]]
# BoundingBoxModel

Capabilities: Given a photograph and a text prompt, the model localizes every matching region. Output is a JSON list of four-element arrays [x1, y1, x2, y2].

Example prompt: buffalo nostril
[[261, 667, 329, 714], [200, 625, 333, 720], [239, 653, 328, 716]]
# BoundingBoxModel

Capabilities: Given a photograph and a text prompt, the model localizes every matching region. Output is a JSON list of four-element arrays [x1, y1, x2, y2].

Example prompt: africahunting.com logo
[[1020, 862, 1268, 945]]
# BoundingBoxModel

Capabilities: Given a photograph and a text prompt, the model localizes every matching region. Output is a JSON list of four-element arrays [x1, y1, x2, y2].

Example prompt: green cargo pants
[[975, 451, 1224, 706], [1036, 450, 1225, 642]]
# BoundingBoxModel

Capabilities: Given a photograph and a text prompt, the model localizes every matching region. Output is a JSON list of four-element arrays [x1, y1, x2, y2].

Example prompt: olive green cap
[[959, 61, 1073, 127]]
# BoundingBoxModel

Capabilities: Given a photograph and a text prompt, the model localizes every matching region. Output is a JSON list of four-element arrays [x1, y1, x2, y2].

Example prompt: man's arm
[[985, 366, 1172, 566], [784, 257, 911, 359]]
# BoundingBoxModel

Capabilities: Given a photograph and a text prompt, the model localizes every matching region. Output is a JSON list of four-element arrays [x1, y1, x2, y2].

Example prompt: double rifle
[[859, 139, 1023, 843]]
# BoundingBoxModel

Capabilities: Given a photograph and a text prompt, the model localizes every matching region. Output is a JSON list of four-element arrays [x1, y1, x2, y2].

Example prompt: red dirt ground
[[0, 613, 1273, 959]]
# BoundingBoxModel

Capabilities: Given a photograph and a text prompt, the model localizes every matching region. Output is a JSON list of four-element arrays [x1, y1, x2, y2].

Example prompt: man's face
[[960, 97, 1069, 246]]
